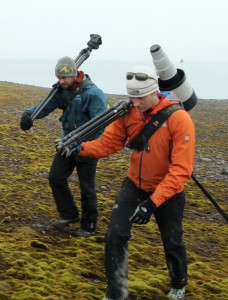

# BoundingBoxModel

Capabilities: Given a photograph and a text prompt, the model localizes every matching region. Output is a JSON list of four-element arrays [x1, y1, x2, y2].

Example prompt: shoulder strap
[[62, 79, 94, 111], [127, 104, 183, 151], [76, 78, 94, 92]]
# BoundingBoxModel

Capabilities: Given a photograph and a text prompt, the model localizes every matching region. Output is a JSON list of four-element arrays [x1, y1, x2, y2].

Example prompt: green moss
[[203, 282, 222, 293]]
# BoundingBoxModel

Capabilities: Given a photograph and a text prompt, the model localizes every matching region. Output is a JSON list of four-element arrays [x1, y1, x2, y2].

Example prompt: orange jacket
[[80, 98, 195, 207]]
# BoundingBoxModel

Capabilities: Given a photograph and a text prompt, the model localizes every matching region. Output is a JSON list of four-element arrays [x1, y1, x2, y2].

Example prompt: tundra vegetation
[[0, 81, 227, 299]]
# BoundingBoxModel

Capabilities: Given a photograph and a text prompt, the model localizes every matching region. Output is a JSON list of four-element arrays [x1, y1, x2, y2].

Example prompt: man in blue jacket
[[20, 56, 108, 237]]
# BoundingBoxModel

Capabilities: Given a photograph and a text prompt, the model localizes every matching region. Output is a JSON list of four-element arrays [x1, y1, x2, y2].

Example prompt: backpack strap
[[127, 104, 183, 151], [62, 78, 94, 111]]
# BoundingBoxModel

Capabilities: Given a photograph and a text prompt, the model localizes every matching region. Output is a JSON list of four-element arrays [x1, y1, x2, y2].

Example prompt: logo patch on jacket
[[185, 135, 190, 141]]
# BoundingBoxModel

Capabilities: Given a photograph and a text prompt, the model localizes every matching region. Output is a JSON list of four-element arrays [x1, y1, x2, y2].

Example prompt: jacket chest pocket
[[61, 97, 79, 130], [67, 96, 89, 130]]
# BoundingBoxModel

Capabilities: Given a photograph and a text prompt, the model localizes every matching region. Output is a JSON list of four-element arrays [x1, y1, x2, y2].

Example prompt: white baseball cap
[[126, 66, 159, 97]]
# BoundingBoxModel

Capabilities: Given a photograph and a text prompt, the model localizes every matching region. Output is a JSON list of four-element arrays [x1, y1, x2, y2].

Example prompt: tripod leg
[[191, 174, 228, 223]]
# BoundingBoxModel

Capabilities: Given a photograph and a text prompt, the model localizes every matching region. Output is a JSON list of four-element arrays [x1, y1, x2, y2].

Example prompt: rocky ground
[[0, 82, 227, 300]]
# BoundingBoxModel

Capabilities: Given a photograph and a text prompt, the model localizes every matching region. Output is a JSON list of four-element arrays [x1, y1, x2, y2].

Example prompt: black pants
[[105, 177, 187, 300], [49, 152, 98, 232]]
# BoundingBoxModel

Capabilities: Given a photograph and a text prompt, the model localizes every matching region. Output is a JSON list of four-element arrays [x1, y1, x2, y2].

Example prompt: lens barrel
[[150, 44, 198, 111]]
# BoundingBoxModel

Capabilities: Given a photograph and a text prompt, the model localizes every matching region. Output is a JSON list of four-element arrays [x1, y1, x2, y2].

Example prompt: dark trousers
[[105, 177, 187, 300], [49, 152, 98, 232]]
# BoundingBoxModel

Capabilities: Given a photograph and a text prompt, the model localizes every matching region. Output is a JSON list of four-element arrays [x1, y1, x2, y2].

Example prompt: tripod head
[[87, 34, 102, 50]]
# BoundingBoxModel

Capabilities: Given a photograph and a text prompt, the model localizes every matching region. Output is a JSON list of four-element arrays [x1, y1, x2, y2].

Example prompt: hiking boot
[[52, 217, 80, 229], [75, 228, 95, 237], [167, 287, 186, 299]]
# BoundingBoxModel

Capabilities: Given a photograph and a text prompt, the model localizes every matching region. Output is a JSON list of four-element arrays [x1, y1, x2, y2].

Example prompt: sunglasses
[[126, 72, 156, 81]]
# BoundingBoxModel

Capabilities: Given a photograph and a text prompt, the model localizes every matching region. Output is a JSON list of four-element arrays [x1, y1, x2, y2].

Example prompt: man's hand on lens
[[130, 198, 156, 224]]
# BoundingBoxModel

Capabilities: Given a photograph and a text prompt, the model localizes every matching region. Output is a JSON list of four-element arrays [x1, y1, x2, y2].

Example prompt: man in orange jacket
[[78, 65, 195, 300]]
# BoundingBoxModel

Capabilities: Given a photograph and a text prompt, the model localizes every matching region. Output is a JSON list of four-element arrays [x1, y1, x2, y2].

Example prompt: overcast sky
[[0, 0, 228, 62]]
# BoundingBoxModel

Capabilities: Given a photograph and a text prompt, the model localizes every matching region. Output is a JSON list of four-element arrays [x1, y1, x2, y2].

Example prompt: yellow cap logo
[[56, 64, 74, 76]]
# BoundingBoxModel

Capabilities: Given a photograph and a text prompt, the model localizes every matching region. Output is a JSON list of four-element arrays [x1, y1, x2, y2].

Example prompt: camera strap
[[126, 103, 183, 151]]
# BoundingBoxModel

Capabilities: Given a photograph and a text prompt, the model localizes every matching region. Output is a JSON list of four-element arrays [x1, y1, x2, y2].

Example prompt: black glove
[[20, 112, 33, 131], [130, 198, 156, 224]]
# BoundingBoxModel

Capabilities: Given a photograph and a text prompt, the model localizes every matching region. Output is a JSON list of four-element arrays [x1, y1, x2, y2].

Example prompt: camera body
[[150, 44, 198, 111]]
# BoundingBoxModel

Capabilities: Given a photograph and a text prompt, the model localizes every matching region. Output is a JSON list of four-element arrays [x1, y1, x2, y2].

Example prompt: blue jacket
[[27, 77, 108, 139]]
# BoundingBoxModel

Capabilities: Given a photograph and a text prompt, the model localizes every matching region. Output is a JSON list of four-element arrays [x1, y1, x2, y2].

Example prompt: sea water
[[0, 58, 227, 99]]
